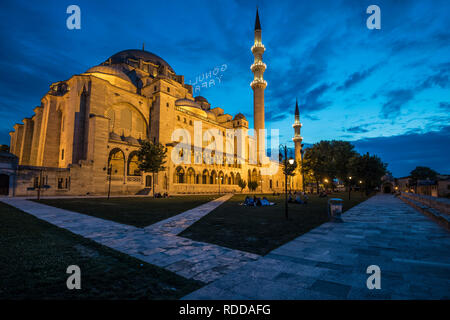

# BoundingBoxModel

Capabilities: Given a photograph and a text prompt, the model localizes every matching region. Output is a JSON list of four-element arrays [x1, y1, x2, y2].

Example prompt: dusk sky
[[0, 0, 448, 177]]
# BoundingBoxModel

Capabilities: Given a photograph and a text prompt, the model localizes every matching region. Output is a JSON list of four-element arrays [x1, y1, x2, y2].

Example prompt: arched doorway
[[108, 148, 125, 177], [0, 174, 9, 195], [145, 175, 152, 187], [383, 184, 392, 193]]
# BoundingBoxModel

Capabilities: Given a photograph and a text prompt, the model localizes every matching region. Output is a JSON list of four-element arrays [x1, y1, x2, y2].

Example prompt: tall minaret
[[251, 8, 267, 163], [293, 99, 303, 189]]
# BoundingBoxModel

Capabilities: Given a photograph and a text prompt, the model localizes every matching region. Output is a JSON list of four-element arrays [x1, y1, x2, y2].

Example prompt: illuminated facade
[[5, 10, 303, 196]]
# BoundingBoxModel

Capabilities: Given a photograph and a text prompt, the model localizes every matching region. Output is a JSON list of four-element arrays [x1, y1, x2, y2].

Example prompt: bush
[[237, 179, 247, 192], [248, 181, 258, 191]]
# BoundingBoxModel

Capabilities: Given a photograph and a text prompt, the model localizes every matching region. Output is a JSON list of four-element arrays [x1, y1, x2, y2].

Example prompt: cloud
[[302, 83, 332, 112], [418, 62, 450, 90], [439, 102, 450, 110], [266, 112, 288, 123], [346, 125, 370, 133], [380, 89, 415, 119], [353, 125, 450, 177], [337, 66, 378, 91]]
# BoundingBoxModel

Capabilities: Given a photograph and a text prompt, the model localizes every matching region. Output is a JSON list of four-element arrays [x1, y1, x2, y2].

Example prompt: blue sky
[[0, 0, 449, 177]]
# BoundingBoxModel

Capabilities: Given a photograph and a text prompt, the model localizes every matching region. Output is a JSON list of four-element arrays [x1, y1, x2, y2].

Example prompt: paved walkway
[[1, 194, 258, 284], [183, 194, 450, 299]]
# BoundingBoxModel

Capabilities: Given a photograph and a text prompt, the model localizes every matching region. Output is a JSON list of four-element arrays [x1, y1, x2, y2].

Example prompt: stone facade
[[6, 11, 303, 197]]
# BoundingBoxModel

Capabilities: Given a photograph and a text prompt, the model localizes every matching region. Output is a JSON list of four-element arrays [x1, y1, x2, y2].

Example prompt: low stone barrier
[[399, 192, 450, 230], [400, 192, 450, 214]]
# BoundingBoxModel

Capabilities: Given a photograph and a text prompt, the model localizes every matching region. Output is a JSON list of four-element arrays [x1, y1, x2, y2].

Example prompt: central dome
[[108, 49, 174, 73]]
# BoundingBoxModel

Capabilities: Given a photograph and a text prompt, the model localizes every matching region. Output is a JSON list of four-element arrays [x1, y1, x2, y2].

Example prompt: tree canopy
[[302, 140, 386, 193], [410, 166, 438, 184]]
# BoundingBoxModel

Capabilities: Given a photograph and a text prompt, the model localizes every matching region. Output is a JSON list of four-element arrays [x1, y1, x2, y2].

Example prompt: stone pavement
[[183, 194, 450, 299], [1, 194, 259, 283], [144, 194, 233, 235]]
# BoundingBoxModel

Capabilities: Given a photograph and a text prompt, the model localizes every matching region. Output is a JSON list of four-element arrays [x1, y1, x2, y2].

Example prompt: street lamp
[[280, 144, 294, 220], [300, 145, 305, 192], [104, 164, 117, 200], [348, 176, 352, 200], [216, 176, 222, 195]]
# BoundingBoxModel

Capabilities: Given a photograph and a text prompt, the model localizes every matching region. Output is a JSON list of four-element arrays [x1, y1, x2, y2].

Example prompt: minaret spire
[[251, 8, 267, 163], [293, 99, 303, 190], [255, 8, 261, 30]]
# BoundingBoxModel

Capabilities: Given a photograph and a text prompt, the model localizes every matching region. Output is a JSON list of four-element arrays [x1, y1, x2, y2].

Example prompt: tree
[[302, 141, 333, 192], [283, 159, 297, 177], [137, 140, 167, 196], [349, 152, 387, 195], [409, 166, 438, 192], [330, 140, 357, 185], [237, 179, 247, 193], [248, 181, 258, 191]]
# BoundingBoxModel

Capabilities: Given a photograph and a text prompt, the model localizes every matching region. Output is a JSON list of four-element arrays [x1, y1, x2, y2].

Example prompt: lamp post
[[280, 144, 294, 220], [104, 164, 117, 200], [300, 146, 305, 192], [348, 176, 352, 200], [217, 176, 221, 195]]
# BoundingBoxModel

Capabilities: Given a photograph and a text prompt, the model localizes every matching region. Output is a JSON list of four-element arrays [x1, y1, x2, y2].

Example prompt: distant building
[[394, 174, 450, 198]]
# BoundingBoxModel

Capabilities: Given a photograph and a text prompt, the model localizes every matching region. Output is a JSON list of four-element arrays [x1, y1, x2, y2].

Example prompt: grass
[[36, 195, 219, 228], [179, 192, 372, 255], [0, 202, 202, 299]]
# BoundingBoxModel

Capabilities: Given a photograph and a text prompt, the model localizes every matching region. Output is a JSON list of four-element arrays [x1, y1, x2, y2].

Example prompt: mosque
[[2, 10, 303, 196]]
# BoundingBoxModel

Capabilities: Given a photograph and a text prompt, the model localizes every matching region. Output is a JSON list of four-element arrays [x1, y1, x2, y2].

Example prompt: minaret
[[292, 99, 303, 189], [251, 8, 267, 163]]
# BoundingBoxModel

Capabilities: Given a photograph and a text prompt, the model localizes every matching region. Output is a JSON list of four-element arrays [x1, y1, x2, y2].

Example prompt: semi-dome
[[194, 96, 208, 103], [234, 113, 246, 120], [175, 98, 201, 108], [108, 49, 174, 73], [85, 65, 133, 83]]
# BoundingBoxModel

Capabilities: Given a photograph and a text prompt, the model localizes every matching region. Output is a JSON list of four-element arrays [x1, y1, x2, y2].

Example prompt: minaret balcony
[[250, 61, 267, 72], [292, 136, 303, 142], [250, 79, 267, 89], [251, 44, 265, 54], [292, 122, 302, 128]]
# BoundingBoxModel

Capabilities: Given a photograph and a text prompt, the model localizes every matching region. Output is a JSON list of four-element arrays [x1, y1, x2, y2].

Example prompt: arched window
[[108, 148, 125, 176], [127, 152, 140, 176], [186, 168, 195, 184], [252, 169, 258, 183], [210, 170, 217, 184], [235, 173, 241, 185], [174, 166, 185, 183], [202, 170, 209, 184]]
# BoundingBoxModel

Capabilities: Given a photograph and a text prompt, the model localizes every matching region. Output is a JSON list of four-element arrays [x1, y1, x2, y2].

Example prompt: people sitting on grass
[[303, 193, 309, 204], [243, 195, 274, 206], [294, 192, 304, 204], [244, 196, 254, 206]]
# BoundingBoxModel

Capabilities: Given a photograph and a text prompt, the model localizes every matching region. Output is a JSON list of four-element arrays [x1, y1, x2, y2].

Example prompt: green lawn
[[37, 195, 219, 228], [0, 202, 202, 299], [180, 192, 371, 255]]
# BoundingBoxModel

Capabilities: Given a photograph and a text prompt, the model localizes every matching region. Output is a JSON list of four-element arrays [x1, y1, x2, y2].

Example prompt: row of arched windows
[[174, 167, 242, 185], [108, 148, 140, 176]]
